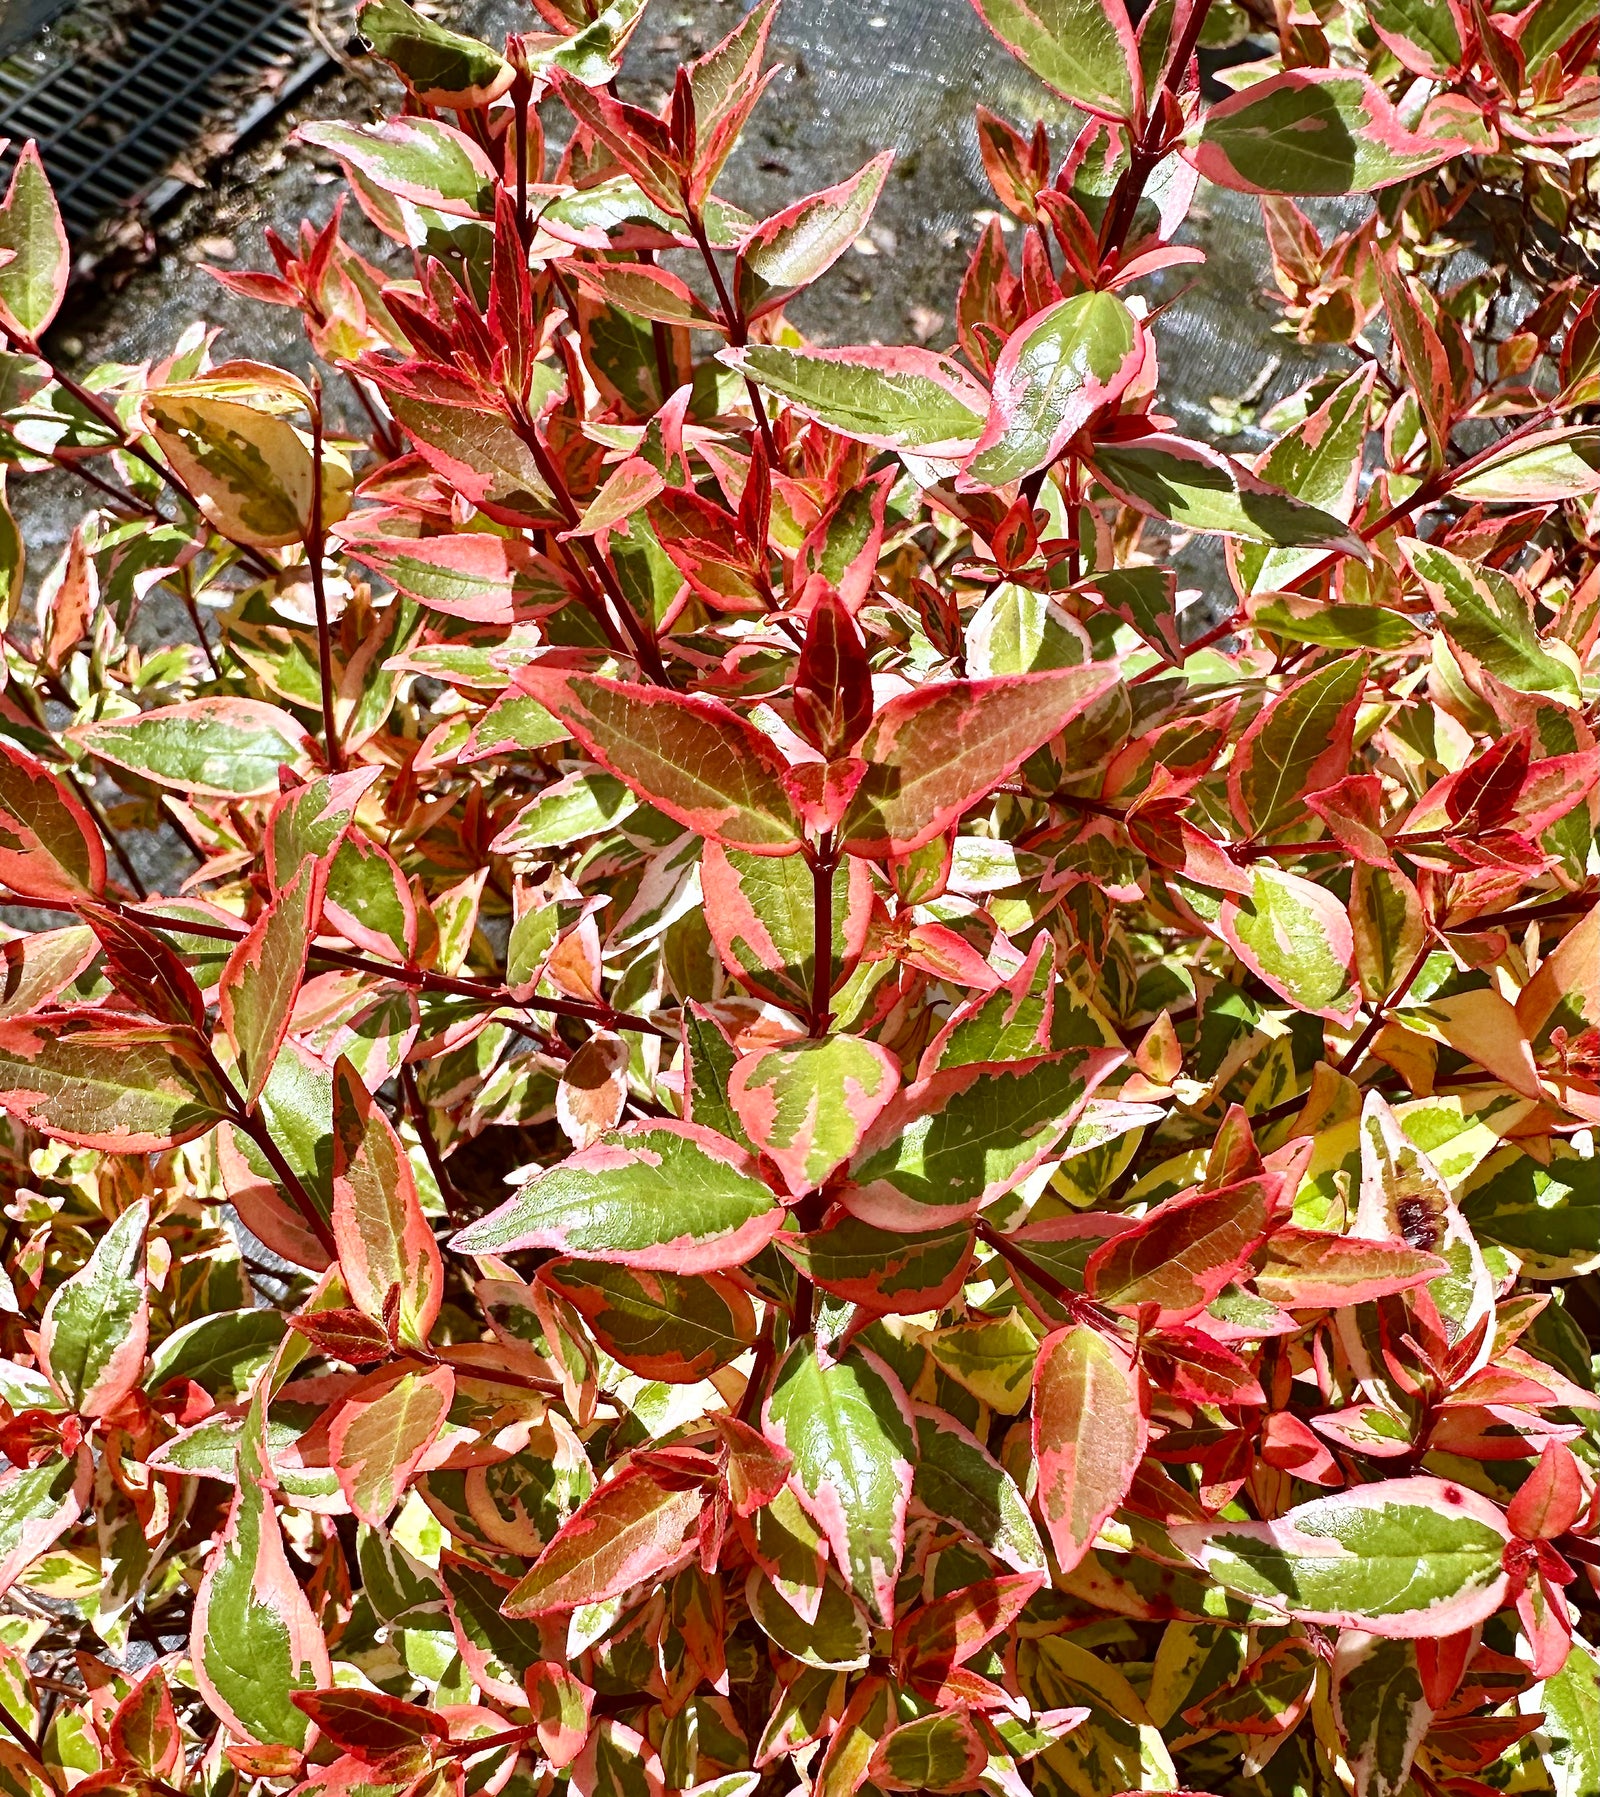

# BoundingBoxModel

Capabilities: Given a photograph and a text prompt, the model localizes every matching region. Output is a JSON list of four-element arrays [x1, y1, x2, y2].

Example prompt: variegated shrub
[[0, 3, 1594, 1797]]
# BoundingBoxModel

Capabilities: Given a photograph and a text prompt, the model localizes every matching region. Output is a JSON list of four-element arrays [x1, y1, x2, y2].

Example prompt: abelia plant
[[0, 2, 1593, 1797]]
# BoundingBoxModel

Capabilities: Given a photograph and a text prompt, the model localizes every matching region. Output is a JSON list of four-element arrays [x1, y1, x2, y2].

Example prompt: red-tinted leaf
[[331, 1055, 444, 1349], [515, 666, 803, 854], [1032, 1324, 1146, 1576], [0, 739, 105, 905]]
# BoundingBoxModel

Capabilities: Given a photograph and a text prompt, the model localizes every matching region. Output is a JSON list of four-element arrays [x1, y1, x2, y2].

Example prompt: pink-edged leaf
[[967, 0, 1142, 122], [841, 666, 1119, 857], [451, 1118, 783, 1273], [1218, 864, 1361, 1024], [0, 738, 106, 904], [0, 1444, 92, 1597], [331, 1054, 444, 1349], [724, 343, 990, 456], [327, 1365, 456, 1527], [538, 1257, 758, 1384], [220, 855, 325, 1107], [1189, 70, 1484, 195], [296, 117, 496, 216], [764, 1338, 917, 1626], [289, 1689, 448, 1763], [525, 1662, 593, 1769], [963, 291, 1142, 487], [1227, 654, 1365, 838], [1253, 1226, 1447, 1308], [340, 529, 556, 622], [503, 1460, 706, 1615], [1172, 1477, 1513, 1636], [737, 152, 894, 320], [843, 1047, 1124, 1230], [702, 842, 873, 1012], [0, 141, 69, 338], [191, 1445, 331, 1746], [71, 697, 315, 798], [729, 1034, 901, 1196], [0, 1011, 232, 1151], [109, 1667, 182, 1779], [1085, 1175, 1281, 1324], [264, 765, 383, 891], [1032, 1323, 1146, 1576], [514, 666, 803, 854], [38, 1198, 149, 1417], [892, 1571, 1043, 1676]]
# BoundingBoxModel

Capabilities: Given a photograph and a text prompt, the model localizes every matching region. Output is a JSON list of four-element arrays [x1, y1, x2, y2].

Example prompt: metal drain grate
[[0, 0, 327, 240]]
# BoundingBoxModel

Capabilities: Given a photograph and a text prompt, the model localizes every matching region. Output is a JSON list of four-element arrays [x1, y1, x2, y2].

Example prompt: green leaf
[[39, 1200, 148, 1417], [738, 154, 894, 320], [1543, 1640, 1600, 1797], [0, 1449, 90, 1597], [1228, 654, 1366, 838], [1219, 864, 1359, 1024], [1461, 1143, 1599, 1278], [964, 292, 1141, 487], [451, 1119, 782, 1273], [1407, 541, 1582, 703], [1173, 1476, 1511, 1635], [357, 0, 513, 104], [1331, 1635, 1433, 1797], [297, 118, 495, 216], [539, 1260, 757, 1383], [729, 1034, 900, 1196], [144, 1310, 286, 1399], [968, 0, 1142, 120], [725, 344, 990, 456], [0, 1013, 231, 1152], [1365, 0, 1463, 73], [842, 667, 1119, 857], [1235, 369, 1374, 592], [1190, 69, 1479, 194], [441, 1557, 549, 1705], [746, 1569, 869, 1669], [765, 1339, 916, 1626], [844, 1047, 1122, 1229], [1090, 433, 1369, 549], [0, 145, 69, 338], [191, 1418, 330, 1746], [493, 772, 641, 854], [516, 668, 803, 854], [927, 1308, 1041, 1412], [702, 844, 874, 1013], [540, 0, 650, 85], [144, 382, 345, 550], [222, 1043, 337, 1269], [72, 698, 314, 798], [1032, 1323, 1146, 1575], [911, 1405, 1046, 1574], [967, 585, 1089, 678], [0, 740, 105, 905]]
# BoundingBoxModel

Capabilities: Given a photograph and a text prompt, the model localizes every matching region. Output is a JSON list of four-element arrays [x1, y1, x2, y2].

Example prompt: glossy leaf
[[452, 1120, 782, 1272], [765, 1339, 916, 1626]]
